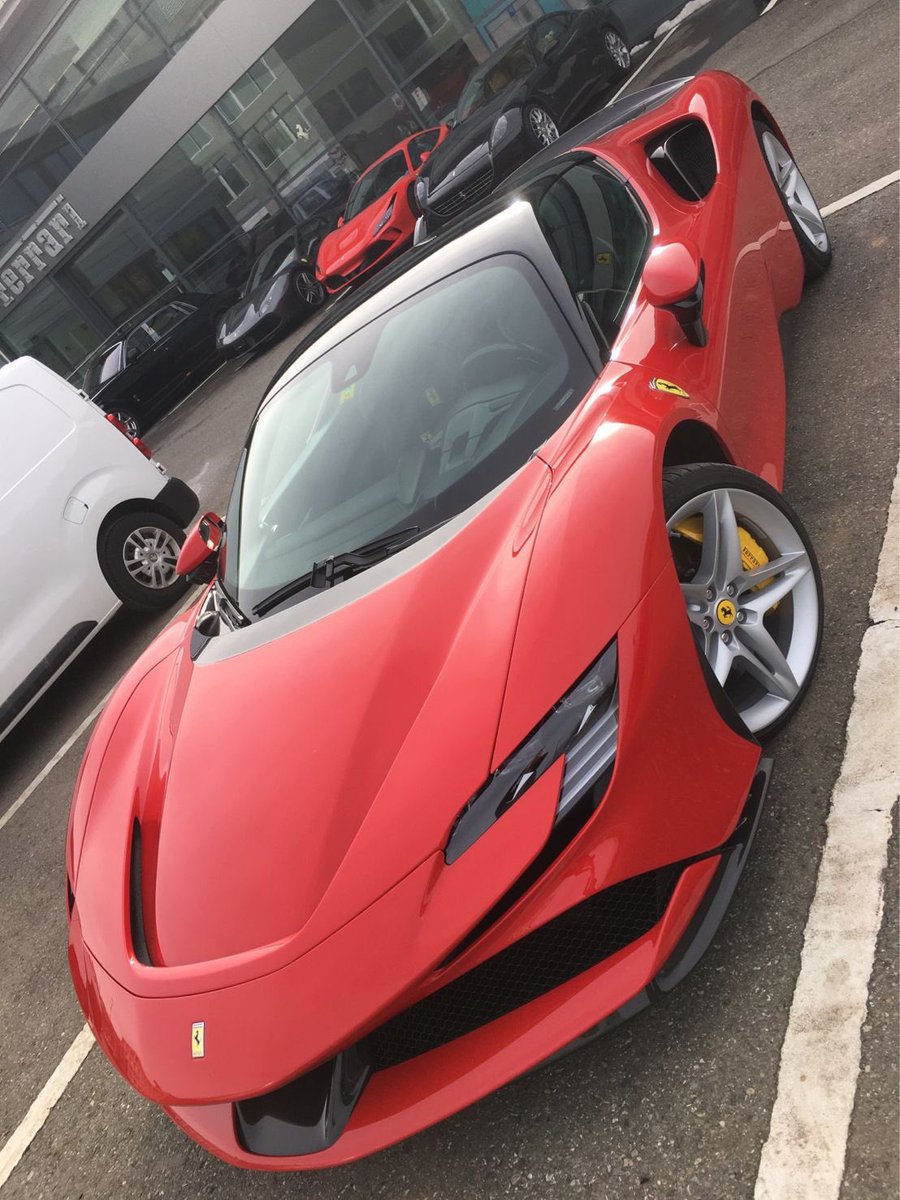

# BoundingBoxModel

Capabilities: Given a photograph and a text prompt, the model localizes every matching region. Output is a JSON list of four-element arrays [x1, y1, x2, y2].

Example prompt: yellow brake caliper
[[674, 516, 777, 605]]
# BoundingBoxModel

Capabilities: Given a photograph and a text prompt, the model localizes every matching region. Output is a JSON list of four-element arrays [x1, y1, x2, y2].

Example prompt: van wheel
[[100, 510, 189, 612]]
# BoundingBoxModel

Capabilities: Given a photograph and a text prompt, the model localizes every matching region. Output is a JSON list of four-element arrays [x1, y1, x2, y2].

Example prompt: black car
[[415, 8, 634, 229], [82, 293, 227, 437], [216, 228, 326, 359]]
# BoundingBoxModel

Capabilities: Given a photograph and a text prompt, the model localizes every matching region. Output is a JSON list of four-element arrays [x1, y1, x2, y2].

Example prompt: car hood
[[219, 275, 288, 338], [319, 181, 407, 269], [72, 459, 553, 982], [424, 88, 524, 186]]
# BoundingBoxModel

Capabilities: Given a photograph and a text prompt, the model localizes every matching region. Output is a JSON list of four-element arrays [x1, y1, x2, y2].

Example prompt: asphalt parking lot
[[0, 0, 897, 1196]]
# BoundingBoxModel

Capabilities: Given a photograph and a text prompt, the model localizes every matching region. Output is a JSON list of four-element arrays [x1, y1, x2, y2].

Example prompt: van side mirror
[[643, 240, 708, 347], [177, 512, 224, 581]]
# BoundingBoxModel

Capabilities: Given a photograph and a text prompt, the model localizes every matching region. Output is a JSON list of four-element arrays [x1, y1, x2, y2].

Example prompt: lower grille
[[429, 165, 494, 219], [362, 864, 680, 1071]]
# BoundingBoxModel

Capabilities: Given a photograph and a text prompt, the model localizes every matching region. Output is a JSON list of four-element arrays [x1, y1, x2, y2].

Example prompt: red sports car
[[67, 73, 830, 1169], [315, 126, 449, 293]]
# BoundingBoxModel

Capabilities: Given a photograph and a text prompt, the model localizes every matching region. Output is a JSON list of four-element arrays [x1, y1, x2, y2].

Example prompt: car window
[[532, 13, 572, 56], [125, 326, 155, 364], [408, 128, 440, 169], [83, 344, 124, 391], [225, 255, 596, 615], [534, 161, 650, 346], [345, 152, 409, 220], [146, 302, 195, 340], [248, 236, 298, 292], [457, 39, 535, 120]]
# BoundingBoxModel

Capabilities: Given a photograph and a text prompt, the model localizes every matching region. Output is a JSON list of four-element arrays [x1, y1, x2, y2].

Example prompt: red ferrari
[[315, 126, 449, 293], [67, 73, 830, 1169]]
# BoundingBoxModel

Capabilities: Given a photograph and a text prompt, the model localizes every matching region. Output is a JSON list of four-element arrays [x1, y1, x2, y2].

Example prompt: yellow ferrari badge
[[595, 251, 613, 265], [191, 1021, 205, 1059], [650, 378, 690, 400], [716, 599, 737, 626]]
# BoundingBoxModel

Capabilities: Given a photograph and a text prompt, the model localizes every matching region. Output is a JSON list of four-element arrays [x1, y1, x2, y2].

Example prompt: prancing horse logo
[[716, 599, 736, 626], [191, 1021, 205, 1059]]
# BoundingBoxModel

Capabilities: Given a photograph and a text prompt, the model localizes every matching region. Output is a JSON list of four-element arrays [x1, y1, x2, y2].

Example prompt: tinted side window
[[125, 327, 155, 363], [533, 14, 572, 55], [147, 304, 192, 339], [536, 163, 649, 346]]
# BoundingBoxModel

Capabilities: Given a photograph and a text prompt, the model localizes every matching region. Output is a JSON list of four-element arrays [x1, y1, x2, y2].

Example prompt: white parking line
[[0, 1025, 94, 1189], [608, 27, 677, 104], [0, 587, 199, 835], [821, 170, 900, 216], [759, 0, 782, 15], [754, 466, 899, 1200]]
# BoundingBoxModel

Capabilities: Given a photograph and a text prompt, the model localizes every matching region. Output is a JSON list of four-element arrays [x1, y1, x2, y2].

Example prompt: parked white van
[[0, 357, 199, 742]]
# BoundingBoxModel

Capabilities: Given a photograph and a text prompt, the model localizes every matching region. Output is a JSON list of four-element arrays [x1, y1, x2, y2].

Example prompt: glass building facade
[[0, 0, 579, 378]]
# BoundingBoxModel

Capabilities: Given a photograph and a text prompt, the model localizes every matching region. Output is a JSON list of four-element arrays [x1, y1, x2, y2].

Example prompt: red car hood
[[318, 187, 402, 275], [73, 461, 552, 983]]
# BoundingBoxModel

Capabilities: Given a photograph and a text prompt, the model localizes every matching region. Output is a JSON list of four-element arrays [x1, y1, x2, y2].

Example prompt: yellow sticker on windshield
[[339, 384, 356, 404], [595, 252, 613, 265], [425, 387, 442, 407]]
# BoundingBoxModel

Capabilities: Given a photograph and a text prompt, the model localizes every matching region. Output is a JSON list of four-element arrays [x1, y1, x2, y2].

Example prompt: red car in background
[[316, 126, 449, 293]]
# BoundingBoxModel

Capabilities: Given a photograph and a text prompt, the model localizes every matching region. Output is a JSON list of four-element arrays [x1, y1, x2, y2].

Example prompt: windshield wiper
[[251, 526, 423, 618]]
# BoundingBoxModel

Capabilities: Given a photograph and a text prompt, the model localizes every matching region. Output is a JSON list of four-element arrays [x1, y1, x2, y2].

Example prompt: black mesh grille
[[430, 165, 494, 218], [362, 865, 680, 1071]]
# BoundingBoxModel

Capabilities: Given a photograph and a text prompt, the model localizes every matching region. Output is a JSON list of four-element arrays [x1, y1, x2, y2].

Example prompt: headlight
[[373, 196, 396, 235], [446, 641, 618, 863], [490, 113, 509, 148], [415, 176, 428, 204]]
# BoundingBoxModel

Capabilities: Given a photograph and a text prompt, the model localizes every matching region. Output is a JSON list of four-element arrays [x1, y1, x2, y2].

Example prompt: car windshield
[[225, 254, 595, 616], [344, 152, 408, 221], [82, 344, 123, 392], [457, 40, 535, 120], [245, 236, 297, 294]]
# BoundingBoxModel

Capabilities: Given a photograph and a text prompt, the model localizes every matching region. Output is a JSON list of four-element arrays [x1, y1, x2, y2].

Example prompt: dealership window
[[64, 213, 175, 324], [216, 58, 276, 124], [0, 124, 81, 230], [370, 0, 456, 77], [178, 117, 214, 159], [0, 281, 101, 378], [272, 4, 361, 96], [212, 156, 251, 201]]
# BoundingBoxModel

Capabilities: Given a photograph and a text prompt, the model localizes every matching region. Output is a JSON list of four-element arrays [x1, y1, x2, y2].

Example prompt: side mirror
[[337, 215, 345, 228], [418, 149, 431, 166], [643, 240, 708, 347], [177, 512, 224, 581]]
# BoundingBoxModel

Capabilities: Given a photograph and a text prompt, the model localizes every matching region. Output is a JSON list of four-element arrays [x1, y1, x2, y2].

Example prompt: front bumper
[[319, 228, 410, 293], [68, 563, 764, 1168]]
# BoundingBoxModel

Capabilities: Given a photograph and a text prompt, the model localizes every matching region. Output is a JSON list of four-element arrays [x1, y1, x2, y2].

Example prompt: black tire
[[106, 406, 141, 439], [99, 509, 189, 613], [601, 25, 631, 75], [663, 463, 824, 739], [754, 119, 832, 281], [294, 269, 326, 310], [523, 102, 560, 151]]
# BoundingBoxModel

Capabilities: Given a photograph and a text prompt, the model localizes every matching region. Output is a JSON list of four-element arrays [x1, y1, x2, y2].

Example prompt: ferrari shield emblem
[[650, 378, 691, 399], [191, 1021, 205, 1059]]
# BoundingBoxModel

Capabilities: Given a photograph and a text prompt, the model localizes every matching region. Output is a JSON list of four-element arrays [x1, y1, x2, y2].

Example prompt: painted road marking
[[0, 1025, 94, 1189], [821, 170, 900, 216], [754, 466, 899, 1200], [759, 0, 782, 15], [0, 588, 200, 834]]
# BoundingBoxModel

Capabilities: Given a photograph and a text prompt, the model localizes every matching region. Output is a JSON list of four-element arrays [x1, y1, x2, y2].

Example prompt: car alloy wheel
[[110, 409, 140, 439], [295, 270, 325, 308], [122, 525, 182, 590], [604, 28, 631, 71], [527, 105, 560, 148], [665, 465, 823, 738], [759, 130, 829, 254]]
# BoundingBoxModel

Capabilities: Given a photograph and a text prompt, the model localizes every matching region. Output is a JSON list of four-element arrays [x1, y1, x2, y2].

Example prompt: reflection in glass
[[65, 213, 174, 323], [0, 282, 101, 377]]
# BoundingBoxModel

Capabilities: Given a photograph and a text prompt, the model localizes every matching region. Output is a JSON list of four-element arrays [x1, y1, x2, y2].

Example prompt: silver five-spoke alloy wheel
[[604, 29, 631, 71], [123, 525, 181, 590], [760, 130, 829, 252], [667, 487, 820, 735], [111, 410, 140, 439], [528, 106, 559, 147]]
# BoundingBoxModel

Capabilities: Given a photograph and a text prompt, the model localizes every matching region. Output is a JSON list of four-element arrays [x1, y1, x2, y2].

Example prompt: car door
[[529, 13, 585, 125], [143, 301, 201, 400], [120, 324, 160, 420]]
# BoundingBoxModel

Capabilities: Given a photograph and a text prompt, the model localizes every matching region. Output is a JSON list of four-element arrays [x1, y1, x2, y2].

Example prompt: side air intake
[[647, 120, 717, 201]]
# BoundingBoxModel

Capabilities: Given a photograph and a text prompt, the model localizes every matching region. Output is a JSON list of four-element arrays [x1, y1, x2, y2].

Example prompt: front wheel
[[99, 510, 189, 612], [602, 27, 631, 74], [756, 120, 832, 280], [294, 270, 326, 309], [524, 104, 560, 150], [664, 463, 823, 739]]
